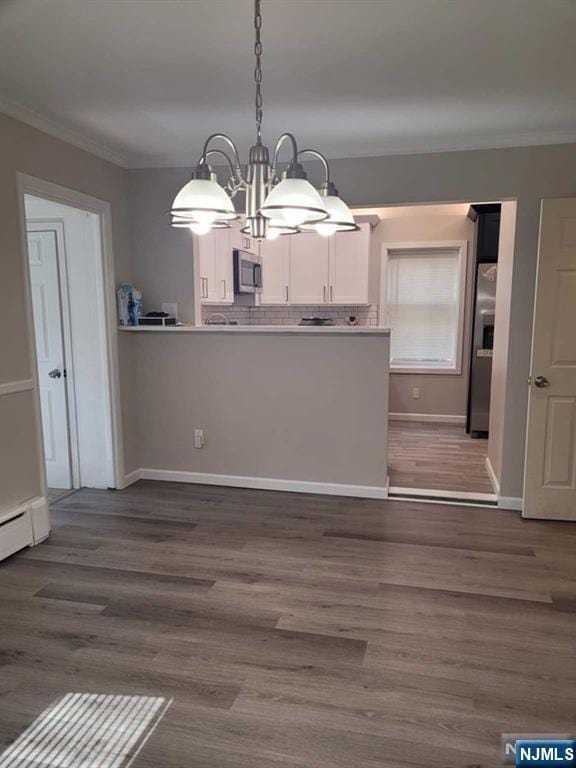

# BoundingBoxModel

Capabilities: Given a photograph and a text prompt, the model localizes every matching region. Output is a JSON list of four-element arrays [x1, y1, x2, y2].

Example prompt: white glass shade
[[170, 178, 237, 222], [260, 178, 328, 226], [300, 194, 359, 234]]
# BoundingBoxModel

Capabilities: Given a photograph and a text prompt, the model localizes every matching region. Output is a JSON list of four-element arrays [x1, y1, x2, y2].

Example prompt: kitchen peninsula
[[120, 324, 390, 498]]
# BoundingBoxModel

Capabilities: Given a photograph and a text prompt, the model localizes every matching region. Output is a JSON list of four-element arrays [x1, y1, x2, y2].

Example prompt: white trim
[[130, 129, 576, 169], [0, 379, 34, 397], [484, 456, 500, 495], [389, 412, 466, 425], [17, 174, 125, 490], [379, 240, 468, 375], [498, 496, 523, 511], [139, 468, 389, 500], [388, 486, 497, 503], [121, 468, 142, 489], [0, 96, 130, 168], [3, 94, 576, 171]]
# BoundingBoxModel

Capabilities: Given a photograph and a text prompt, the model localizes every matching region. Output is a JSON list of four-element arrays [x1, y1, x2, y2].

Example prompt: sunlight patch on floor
[[0, 693, 172, 767]]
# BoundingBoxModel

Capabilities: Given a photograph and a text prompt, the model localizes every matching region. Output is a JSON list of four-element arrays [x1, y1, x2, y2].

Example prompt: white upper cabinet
[[289, 232, 331, 305], [230, 221, 256, 255], [197, 227, 234, 304], [259, 236, 290, 304], [329, 223, 370, 305]]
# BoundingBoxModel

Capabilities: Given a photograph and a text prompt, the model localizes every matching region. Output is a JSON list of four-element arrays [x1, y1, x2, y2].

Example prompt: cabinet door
[[260, 237, 290, 304], [197, 232, 219, 303], [230, 222, 256, 255], [289, 233, 330, 304], [215, 228, 233, 303], [329, 223, 370, 304]]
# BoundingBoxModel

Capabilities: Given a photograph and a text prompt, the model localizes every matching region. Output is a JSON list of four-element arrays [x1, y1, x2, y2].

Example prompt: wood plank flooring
[[1, 481, 575, 767], [388, 421, 494, 494]]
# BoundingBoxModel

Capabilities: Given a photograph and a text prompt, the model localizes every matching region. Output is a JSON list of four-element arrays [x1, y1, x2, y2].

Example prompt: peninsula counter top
[[118, 325, 390, 336]]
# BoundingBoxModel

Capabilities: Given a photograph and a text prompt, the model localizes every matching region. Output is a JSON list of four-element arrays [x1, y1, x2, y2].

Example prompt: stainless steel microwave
[[233, 249, 262, 294]]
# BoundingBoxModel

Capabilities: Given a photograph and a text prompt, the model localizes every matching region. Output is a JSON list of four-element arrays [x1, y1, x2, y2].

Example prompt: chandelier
[[169, 0, 358, 241]]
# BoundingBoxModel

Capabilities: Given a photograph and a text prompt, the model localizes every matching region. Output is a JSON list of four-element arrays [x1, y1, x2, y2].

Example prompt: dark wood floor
[[1, 481, 575, 767], [388, 421, 494, 495]]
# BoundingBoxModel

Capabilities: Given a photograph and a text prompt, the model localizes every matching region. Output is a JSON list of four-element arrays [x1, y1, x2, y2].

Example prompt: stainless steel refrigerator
[[467, 263, 497, 437]]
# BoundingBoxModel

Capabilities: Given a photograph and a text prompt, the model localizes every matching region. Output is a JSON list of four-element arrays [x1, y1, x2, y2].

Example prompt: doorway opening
[[354, 201, 517, 505], [22, 186, 118, 496]]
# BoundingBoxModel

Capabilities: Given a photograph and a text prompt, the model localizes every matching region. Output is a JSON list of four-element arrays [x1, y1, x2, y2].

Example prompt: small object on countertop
[[298, 317, 335, 326], [128, 289, 143, 326], [117, 283, 133, 326], [138, 312, 177, 326], [347, 316, 359, 326]]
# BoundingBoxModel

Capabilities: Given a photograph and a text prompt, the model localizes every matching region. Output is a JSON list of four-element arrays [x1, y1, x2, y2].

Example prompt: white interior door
[[524, 198, 576, 519], [28, 229, 72, 489]]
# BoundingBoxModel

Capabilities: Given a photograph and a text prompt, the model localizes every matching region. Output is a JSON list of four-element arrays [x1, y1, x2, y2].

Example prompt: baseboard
[[121, 468, 142, 489], [498, 496, 523, 511], [389, 413, 466, 425], [139, 468, 389, 500], [484, 456, 500, 495]]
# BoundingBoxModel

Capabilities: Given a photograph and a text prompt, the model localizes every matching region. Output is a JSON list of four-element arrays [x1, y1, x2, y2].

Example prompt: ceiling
[[1, 0, 575, 168]]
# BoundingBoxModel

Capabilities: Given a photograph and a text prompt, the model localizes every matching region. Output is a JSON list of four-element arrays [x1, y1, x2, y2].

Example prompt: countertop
[[118, 325, 390, 336]]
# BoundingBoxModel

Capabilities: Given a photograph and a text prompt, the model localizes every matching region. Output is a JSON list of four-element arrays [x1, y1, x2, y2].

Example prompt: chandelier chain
[[254, 0, 263, 143]]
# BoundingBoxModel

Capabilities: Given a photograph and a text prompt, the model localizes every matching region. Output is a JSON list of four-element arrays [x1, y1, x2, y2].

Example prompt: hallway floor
[[388, 421, 494, 496]]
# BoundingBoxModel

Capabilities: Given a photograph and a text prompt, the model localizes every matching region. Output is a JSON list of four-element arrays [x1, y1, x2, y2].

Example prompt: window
[[382, 242, 467, 373]]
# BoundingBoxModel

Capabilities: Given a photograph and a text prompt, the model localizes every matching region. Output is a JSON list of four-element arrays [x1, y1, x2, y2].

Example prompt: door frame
[[16, 173, 125, 492], [27, 220, 80, 488]]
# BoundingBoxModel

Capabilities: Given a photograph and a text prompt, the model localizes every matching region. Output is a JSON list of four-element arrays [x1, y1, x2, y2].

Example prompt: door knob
[[48, 368, 62, 379], [534, 375, 550, 388]]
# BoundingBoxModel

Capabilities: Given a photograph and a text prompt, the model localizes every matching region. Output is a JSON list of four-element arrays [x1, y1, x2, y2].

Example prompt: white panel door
[[260, 236, 290, 304], [329, 223, 370, 304], [28, 230, 72, 489], [524, 198, 576, 519], [289, 233, 330, 304]]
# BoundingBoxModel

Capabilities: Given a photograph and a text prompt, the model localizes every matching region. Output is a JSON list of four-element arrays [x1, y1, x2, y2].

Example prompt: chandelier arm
[[199, 133, 246, 183], [202, 149, 239, 182], [297, 148, 331, 184], [271, 132, 299, 176]]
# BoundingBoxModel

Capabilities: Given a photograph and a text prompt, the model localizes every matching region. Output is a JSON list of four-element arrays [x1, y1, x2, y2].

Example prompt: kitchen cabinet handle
[[285, 286, 289, 303], [201, 277, 208, 298], [330, 285, 334, 303], [323, 285, 326, 303], [221, 279, 226, 299]]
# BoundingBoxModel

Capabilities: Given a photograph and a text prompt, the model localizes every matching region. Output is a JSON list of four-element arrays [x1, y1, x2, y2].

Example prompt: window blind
[[386, 248, 460, 369]]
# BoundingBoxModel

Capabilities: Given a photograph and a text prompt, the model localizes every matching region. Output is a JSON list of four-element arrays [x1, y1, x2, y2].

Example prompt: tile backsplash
[[201, 304, 379, 326]]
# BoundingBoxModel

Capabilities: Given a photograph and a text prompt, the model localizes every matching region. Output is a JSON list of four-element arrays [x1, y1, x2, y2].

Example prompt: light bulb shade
[[170, 216, 230, 230], [260, 178, 328, 225], [300, 194, 359, 233], [170, 178, 238, 222]]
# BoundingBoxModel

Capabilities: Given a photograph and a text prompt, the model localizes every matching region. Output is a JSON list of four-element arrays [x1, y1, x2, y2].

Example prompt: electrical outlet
[[412, 387, 421, 400], [194, 429, 205, 449], [161, 302, 178, 319]]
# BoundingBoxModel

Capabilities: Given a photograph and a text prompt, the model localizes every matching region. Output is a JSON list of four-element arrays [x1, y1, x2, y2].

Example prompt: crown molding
[[128, 128, 576, 169], [0, 96, 132, 168], [2, 93, 576, 170]]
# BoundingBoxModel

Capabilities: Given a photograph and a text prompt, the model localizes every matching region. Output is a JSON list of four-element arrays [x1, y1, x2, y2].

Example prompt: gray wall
[[0, 112, 136, 516], [134, 331, 389, 488], [129, 168, 196, 321], [129, 146, 576, 499]]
